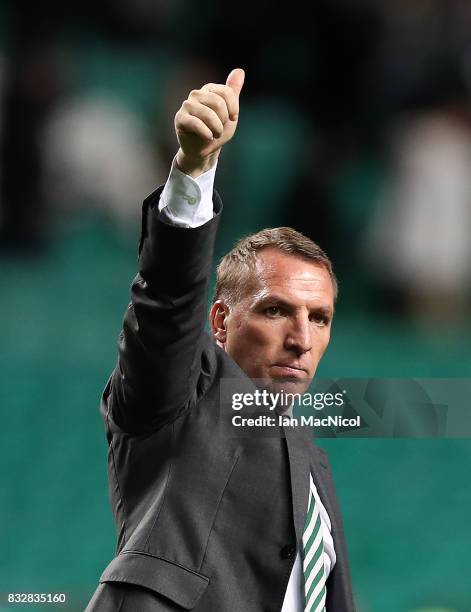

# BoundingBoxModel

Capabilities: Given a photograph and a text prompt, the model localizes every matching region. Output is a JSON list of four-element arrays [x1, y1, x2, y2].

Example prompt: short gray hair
[[214, 227, 337, 307]]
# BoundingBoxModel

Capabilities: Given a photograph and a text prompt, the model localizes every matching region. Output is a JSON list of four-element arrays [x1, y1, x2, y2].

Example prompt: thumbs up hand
[[175, 68, 245, 177]]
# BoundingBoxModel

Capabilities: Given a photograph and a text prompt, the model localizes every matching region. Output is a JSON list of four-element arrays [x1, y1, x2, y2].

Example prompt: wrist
[[175, 149, 220, 178]]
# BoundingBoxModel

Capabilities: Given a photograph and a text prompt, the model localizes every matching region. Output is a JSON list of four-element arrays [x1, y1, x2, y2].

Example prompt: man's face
[[215, 248, 335, 394]]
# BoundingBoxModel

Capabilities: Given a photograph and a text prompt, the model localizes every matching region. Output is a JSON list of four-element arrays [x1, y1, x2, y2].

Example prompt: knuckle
[[214, 96, 226, 112], [211, 110, 223, 125], [205, 90, 217, 103], [175, 109, 185, 124], [187, 113, 199, 125], [211, 108, 222, 124], [201, 105, 212, 121]]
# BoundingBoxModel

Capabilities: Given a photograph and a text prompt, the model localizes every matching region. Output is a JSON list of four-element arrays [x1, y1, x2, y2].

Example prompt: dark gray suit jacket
[[86, 187, 356, 611]]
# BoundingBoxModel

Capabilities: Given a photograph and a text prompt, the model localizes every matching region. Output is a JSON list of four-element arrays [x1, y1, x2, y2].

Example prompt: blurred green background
[[1, 0, 470, 610]]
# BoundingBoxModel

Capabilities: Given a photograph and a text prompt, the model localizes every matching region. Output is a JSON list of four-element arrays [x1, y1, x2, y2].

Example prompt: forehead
[[251, 248, 335, 305]]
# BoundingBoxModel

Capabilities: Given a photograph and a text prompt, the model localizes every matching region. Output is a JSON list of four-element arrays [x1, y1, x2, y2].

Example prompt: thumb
[[225, 68, 245, 98]]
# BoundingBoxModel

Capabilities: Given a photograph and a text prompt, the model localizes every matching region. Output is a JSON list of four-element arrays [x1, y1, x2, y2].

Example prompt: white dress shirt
[[157, 159, 336, 611]]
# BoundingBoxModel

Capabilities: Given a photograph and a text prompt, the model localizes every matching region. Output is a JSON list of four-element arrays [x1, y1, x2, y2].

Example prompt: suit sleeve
[[104, 185, 222, 433]]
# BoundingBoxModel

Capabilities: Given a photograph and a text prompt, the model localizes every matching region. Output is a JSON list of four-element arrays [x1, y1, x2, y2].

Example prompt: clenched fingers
[[189, 89, 230, 125], [175, 110, 214, 141], [201, 83, 239, 121], [180, 98, 225, 138]]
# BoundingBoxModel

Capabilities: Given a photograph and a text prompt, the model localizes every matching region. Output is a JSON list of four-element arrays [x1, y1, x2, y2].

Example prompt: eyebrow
[[253, 295, 334, 317]]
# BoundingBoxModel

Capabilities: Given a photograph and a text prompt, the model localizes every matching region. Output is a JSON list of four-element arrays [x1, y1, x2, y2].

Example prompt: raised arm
[[104, 69, 245, 434]]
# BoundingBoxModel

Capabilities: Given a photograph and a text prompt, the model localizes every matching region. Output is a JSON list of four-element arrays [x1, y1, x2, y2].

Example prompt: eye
[[309, 312, 330, 326], [264, 306, 283, 317]]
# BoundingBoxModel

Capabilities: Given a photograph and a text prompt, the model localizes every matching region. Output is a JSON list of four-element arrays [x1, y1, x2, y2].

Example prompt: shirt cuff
[[158, 156, 217, 228]]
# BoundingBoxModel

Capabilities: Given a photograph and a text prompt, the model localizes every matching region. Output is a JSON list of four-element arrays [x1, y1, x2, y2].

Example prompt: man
[[87, 68, 355, 611]]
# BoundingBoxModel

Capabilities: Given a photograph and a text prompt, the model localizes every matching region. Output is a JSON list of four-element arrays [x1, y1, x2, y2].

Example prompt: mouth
[[270, 364, 307, 379]]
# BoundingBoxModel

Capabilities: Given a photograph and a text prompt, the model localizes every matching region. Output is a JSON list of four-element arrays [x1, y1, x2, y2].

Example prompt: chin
[[263, 378, 310, 396]]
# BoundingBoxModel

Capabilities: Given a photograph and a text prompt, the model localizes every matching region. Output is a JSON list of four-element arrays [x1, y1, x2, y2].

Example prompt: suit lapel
[[308, 443, 338, 533], [283, 424, 355, 610], [284, 423, 340, 548], [308, 436, 356, 611], [283, 424, 311, 545]]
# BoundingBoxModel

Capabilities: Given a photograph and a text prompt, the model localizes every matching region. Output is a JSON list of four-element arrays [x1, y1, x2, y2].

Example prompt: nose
[[284, 313, 312, 355]]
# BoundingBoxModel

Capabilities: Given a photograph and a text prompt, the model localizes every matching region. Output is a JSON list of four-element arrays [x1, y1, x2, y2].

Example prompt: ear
[[209, 300, 230, 347]]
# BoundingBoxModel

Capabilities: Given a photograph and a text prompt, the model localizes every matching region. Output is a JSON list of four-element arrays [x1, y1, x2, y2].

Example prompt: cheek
[[321, 332, 331, 355], [311, 328, 331, 356], [246, 322, 274, 344], [228, 320, 277, 361], [247, 320, 286, 353]]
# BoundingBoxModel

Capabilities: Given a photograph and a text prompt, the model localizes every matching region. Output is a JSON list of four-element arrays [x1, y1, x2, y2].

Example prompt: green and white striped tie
[[302, 477, 327, 612]]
